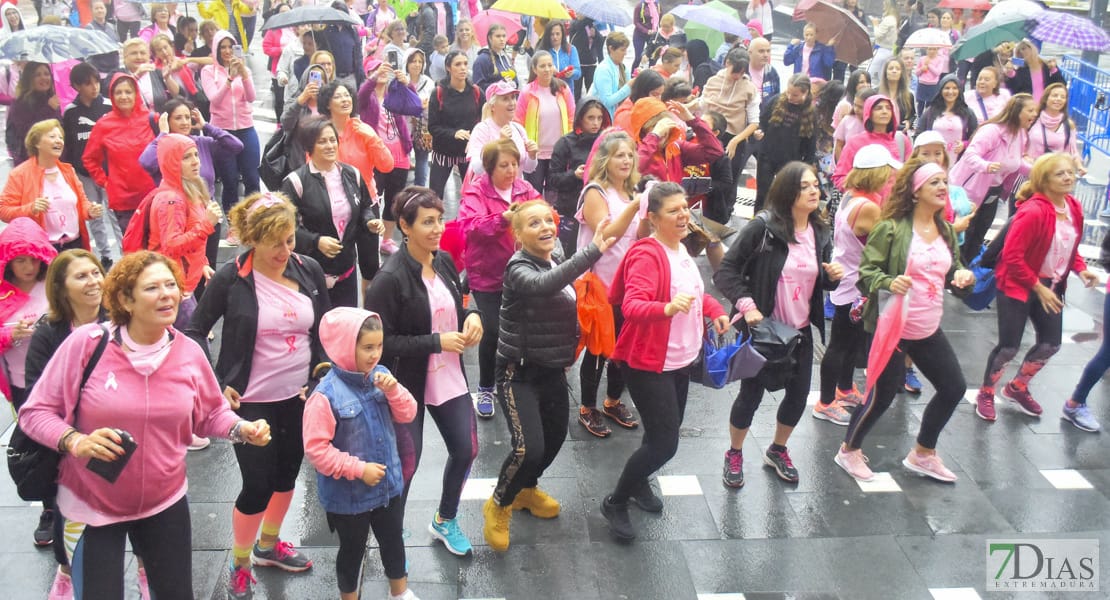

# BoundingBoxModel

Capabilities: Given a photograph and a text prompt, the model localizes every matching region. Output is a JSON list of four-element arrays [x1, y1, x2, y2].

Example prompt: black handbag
[[747, 318, 802, 392], [260, 129, 293, 191], [6, 326, 109, 501]]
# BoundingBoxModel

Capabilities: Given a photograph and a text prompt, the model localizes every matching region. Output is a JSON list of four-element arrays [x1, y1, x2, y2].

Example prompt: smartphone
[[86, 429, 138, 484], [1011, 57, 1025, 68], [232, 44, 244, 60], [387, 50, 399, 70], [308, 70, 323, 86]]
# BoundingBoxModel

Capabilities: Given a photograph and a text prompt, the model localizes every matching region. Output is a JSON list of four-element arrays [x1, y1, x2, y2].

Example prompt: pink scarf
[[1039, 111, 1064, 132], [646, 0, 659, 29]]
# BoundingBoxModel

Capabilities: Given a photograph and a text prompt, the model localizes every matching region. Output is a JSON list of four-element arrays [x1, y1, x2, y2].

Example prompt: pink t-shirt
[[1039, 215, 1076, 284], [535, 88, 563, 160], [1031, 68, 1045, 103], [749, 68, 764, 100], [932, 112, 966, 166], [423, 274, 469, 406], [902, 233, 951, 340], [833, 114, 864, 144], [377, 96, 411, 169], [830, 195, 874, 305], [661, 240, 702, 371], [240, 272, 314, 403], [322, 167, 352, 238], [772, 225, 818, 329], [41, 171, 80, 244], [801, 45, 812, 76], [2, 282, 48, 389]]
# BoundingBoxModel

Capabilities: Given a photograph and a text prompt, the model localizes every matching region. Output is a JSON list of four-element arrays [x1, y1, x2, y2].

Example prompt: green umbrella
[[389, 0, 420, 21], [675, 0, 741, 55], [952, 20, 1026, 60]]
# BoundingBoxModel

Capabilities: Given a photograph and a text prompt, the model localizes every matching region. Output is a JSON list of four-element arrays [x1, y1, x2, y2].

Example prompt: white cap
[[913, 130, 947, 149], [853, 144, 903, 170]]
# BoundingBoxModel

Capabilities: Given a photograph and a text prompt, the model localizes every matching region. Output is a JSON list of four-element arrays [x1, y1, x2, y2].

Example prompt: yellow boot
[[511, 487, 561, 518], [482, 497, 511, 552]]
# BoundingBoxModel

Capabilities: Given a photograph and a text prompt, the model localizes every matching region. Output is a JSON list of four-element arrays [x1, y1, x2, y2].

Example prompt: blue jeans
[[217, 127, 261, 211], [1072, 291, 1110, 404], [413, 148, 429, 187]]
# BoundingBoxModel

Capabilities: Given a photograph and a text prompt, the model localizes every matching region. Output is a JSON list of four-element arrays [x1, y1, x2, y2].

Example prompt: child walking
[[303, 307, 420, 600]]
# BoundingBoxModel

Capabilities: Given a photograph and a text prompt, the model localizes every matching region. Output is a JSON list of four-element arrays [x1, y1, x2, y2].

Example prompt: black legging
[[981, 287, 1062, 389], [492, 361, 570, 506], [754, 158, 785, 214], [579, 304, 626, 408], [395, 393, 478, 520], [819, 303, 868, 404], [610, 365, 690, 503], [232, 397, 305, 515], [471, 290, 501, 388], [525, 158, 550, 197], [845, 328, 966, 450], [327, 495, 406, 594], [730, 328, 814, 430], [375, 168, 410, 219], [960, 185, 1003, 265], [67, 496, 192, 600], [429, 153, 468, 203]]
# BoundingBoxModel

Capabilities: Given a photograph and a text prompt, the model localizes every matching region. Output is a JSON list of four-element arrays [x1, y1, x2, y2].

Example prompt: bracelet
[[228, 420, 246, 444], [58, 428, 80, 454]]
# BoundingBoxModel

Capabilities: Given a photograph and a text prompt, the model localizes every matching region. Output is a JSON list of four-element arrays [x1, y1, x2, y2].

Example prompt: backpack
[[120, 187, 162, 254], [435, 82, 481, 111], [6, 326, 110, 501]]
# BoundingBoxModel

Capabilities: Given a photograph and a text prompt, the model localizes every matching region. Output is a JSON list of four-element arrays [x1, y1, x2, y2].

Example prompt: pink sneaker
[[1001, 382, 1043, 416], [380, 237, 399, 255], [836, 384, 865, 408], [975, 388, 997, 421], [48, 569, 73, 600], [834, 447, 874, 482], [903, 450, 958, 483]]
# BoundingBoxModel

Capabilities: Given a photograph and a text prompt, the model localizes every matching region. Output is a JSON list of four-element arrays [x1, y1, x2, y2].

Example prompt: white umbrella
[[904, 28, 953, 49]]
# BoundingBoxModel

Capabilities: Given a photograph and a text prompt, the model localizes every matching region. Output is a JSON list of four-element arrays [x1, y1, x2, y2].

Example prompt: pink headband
[[638, 180, 660, 220], [249, 192, 285, 214], [912, 163, 946, 193]]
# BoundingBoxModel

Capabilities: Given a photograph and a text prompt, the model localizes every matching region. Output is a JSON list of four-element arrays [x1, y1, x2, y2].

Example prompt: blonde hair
[[587, 132, 639, 199], [660, 14, 675, 27], [507, 200, 552, 238], [228, 192, 300, 247], [25, 118, 62, 158], [1017, 152, 1077, 202], [122, 37, 149, 54], [844, 165, 893, 194]]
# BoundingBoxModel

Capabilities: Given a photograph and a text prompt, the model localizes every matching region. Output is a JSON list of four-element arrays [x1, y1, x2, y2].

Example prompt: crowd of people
[[0, 1, 1106, 599]]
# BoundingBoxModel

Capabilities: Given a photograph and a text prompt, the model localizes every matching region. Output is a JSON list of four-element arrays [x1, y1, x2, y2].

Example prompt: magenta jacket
[[19, 324, 241, 526], [456, 175, 543, 293]]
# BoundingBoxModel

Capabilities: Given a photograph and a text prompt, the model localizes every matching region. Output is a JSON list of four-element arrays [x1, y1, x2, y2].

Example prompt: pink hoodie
[[832, 95, 911, 191], [19, 324, 241, 526], [200, 30, 256, 131], [303, 308, 416, 482]]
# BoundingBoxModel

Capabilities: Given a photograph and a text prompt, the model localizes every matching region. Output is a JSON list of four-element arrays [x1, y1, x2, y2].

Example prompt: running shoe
[[380, 237, 400, 255], [812, 398, 852, 426], [836, 384, 866, 407], [474, 387, 495, 419], [511, 487, 560, 518], [722, 448, 744, 488], [390, 590, 421, 600], [975, 388, 997, 421], [903, 367, 923, 394], [48, 568, 73, 600], [763, 447, 800, 483], [1062, 402, 1101, 433], [1001, 382, 1043, 416], [226, 565, 255, 600], [600, 495, 636, 541], [34, 509, 54, 546], [903, 450, 958, 483], [428, 513, 473, 556], [629, 480, 663, 513], [137, 566, 150, 600], [601, 400, 639, 429], [834, 447, 874, 482], [482, 497, 511, 552], [251, 540, 313, 572], [577, 408, 612, 437], [188, 435, 211, 451]]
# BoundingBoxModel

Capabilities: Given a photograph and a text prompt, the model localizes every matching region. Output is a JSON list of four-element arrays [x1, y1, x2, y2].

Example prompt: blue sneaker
[[1063, 402, 1102, 433], [903, 367, 923, 394], [475, 387, 495, 419], [428, 513, 473, 556]]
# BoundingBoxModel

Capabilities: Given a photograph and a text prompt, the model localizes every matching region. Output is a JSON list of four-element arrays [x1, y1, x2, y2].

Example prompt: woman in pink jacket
[[0, 218, 57, 408], [201, 30, 260, 214], [19, 251, 270, 600], [950, 92, 1037, 263], [456, 138, 543, 418], [832, 94, 912, 191], [514, 50, 575, 194]]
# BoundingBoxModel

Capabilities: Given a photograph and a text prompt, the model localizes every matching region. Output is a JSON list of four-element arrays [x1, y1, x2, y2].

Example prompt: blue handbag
[[693, 319, 766, 389]]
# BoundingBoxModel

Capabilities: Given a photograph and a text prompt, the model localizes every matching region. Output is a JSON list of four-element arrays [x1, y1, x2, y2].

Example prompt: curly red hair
[[103, 251, 184, 326]]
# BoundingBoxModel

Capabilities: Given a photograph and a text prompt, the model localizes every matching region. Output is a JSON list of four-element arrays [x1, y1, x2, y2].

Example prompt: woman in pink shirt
[[965, 66, 1011, 124], [915, 46, 947, 118], [515, 50, 575, 195], [600, 182, 728, 542], [185, 193, 331, 598], [715, 163, 843, 488], [1026, 83, 1083, 174], [19, 251, 270, 599], [835, 159, 975, 483]]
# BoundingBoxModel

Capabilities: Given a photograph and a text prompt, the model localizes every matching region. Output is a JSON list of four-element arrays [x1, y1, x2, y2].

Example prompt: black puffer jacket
[[548, 98, 611, 215], [497, 244, 602, 367]]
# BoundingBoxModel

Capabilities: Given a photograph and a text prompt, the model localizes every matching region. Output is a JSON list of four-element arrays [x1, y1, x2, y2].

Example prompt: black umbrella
[[0, 25, 119, 64], [261, 6, 363, 31]]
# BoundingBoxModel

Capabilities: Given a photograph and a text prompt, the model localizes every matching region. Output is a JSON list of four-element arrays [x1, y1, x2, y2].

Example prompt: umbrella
[[903, 27, 954, 49], [669, 1, 748, 56], [472, 9, 524, 44], [791, 0, 872, 65], [1030, 11, 1110, 52], [863, 289, 911, 402], [952, 19, 1026, 60], [0, 26, 119, 63], [491, 0, 571, 20], [261, 5, 363, 31], [937, 0, 991, 10], [388, 0, 421, 20], [564, 0, 631, 26], [982, 0, 1045, 25]]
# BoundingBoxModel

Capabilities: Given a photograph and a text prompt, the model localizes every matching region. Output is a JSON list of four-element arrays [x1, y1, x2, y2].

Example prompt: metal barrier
[[1060, 56, 1110, 163]]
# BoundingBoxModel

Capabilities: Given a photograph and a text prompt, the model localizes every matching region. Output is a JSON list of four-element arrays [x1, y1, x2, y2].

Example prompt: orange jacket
[[0, 157, 92, 251]]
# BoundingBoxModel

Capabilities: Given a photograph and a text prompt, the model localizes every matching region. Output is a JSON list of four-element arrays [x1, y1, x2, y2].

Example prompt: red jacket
[[609, 237, 725, 372], [82, 73, 157, 211], [996, 193, 1087, 302], [0, 157, 93, 251]]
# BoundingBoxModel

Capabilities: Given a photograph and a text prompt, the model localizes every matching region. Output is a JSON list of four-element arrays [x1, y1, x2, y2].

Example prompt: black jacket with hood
[[548, 98, 611, 214]]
